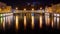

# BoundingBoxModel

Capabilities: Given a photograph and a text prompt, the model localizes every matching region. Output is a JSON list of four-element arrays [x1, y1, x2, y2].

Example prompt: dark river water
[[0, 13, 60, 33]]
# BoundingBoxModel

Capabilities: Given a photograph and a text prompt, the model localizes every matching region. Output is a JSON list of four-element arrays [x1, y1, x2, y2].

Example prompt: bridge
[[0, 10, 60, 14], [0, 10, 60, 18], [0, 9, 60, 30]]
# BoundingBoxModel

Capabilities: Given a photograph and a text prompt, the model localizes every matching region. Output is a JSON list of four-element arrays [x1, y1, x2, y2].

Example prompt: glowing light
[[45, 16, 48, 25], [52, 19, 54, 28], [54, 14, 57, 26], [45, 13, 50, 26], [0, 8, 1, 11], [3, 17, 5, 30], [16, 16, 19, 30], [31, 16, 34, 29], [57, 14, 60, 16], [47, 16, 50, 25], [16, 7, 18, 10], [40, 7, 42, 10], [24, 8, 26, 11], [32, 8, 34, 11], [54, 17, 56, 26], [8, 16, 11, 26], [39, 16, 42, 28], [24, 16, 26, 29], [0, 14, 3, 24], [57, 14, 60, 28], [57, 17, 59, 28]]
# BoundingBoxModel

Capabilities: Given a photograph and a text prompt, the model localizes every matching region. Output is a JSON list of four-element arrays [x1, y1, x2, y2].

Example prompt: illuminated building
[[52, 4, 60, 13], [0, 2, 12, 13]]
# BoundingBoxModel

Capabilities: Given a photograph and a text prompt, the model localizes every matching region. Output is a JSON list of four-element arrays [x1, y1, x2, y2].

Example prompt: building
[[0, 2, 12, 13], [52, 4, 60, 13]]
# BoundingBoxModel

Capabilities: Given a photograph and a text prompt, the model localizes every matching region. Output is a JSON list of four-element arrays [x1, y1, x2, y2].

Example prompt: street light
[[40, 7, 42, 10], [24, 8, 26, 11], [15, 7, 18, 13], [32, 8, 34, 11], [16, 7, 18, 10]]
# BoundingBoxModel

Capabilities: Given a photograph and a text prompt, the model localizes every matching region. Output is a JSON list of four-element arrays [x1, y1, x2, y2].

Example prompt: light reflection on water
[[1, 14, 3, 24], [57, 14, 60, 28], [39, 15, 42, 28], [0, 13, 60, 30], [45, 13, 50, 26], [24, 16, 26, 29], [31, 16, 34, 29], [15, 15, 19, 30], [54, 14, 57, 28], [57, 17, 59, 28], [3, 17, 5, 30], [51, 16, 54, 28]]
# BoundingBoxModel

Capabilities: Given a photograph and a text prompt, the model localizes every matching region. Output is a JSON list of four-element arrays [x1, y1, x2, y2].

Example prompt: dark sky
[[0, 0, 60, 5], [0, 0, 60, 8]]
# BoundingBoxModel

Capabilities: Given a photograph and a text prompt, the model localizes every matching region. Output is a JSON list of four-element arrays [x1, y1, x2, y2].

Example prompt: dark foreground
[[0, 25, 60, 34]]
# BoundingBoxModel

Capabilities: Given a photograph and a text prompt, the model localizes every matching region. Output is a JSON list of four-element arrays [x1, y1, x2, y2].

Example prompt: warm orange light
[[45, 7, 52, 13], [24, 8, 26, 11], [51, 16, 54, 28], [32, 8, 34, 11], [16, 7, 18, 10], [31, 16, 34, 29], [3, 17, 5, 30], [16, 16, 19, 30], [39, 16, 42, 28], [24, 16, 26, 29], [45, 13, 50, 26], [0, 8, 1, 11], [48, 17, 50, 26]]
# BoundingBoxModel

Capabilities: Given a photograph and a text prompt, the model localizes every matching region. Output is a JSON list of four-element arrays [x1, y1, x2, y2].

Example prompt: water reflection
[[56, 14, 60, 28], [24, 16, 26, 29], [0, 12, 60, 31], [39, 15, 42, 28], [57, 17, 59, 28], [15, 15, 19, 30], [51, 17, 54, 28], [0, 14, 3, 24], [7, 16, 11, 27], [45, 13, 50, 26], [31, 16, 34, 29], [54, 14, 57, 27], [3, 17, 5, 30]]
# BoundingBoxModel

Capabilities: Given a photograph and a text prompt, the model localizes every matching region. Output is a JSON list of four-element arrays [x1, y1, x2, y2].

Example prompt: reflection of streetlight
[[31, 8, 34, 29], [40, 7, 42, 13], [16, 16, 19, 30], [23, 8, 26, 30], [40, 7, 42, 10], [24, 8, 26, 11], [32, 8, 34, 11], [16, 7, 18, 10], [16, 7, 18, 13]]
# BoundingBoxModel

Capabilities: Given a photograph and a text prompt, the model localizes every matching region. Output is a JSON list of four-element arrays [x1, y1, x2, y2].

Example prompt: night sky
[[0, 0, 60, 9]]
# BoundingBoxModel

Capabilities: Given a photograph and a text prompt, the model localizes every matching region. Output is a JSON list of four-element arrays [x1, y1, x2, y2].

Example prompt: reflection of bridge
[[0, 10, 44, 14], [0, 10, 60, 30], [0, 10, 60, 14]]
